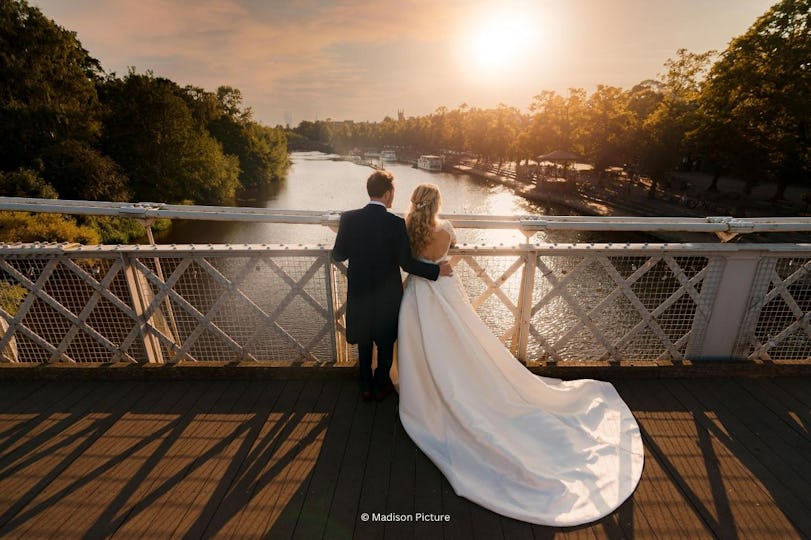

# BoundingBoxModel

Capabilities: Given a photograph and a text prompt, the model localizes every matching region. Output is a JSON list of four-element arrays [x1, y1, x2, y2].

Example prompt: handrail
[[2, 196, 811, 234]]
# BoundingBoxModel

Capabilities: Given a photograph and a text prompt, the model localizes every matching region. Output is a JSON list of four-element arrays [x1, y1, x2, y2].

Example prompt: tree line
[[0, 0, 289, 242], [291, 0, 809, 201]]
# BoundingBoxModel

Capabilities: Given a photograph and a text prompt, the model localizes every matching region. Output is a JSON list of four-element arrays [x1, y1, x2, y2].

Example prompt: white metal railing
[[3, 196, 811, 236], [0, 243, 809, 365], [0, 197, 809, 365]]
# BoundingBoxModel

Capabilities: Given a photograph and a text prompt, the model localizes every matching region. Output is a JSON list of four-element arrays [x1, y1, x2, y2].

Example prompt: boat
[[380, 149, 397, 162], [417, 155, 443, 172]]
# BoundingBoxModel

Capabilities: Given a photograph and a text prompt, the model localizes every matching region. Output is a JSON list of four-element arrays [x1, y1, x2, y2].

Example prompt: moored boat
[[417, 155, 443, 171]]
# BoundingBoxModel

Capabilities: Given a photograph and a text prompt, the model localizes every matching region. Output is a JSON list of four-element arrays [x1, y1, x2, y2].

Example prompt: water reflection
[[159, 151, 609, 246]]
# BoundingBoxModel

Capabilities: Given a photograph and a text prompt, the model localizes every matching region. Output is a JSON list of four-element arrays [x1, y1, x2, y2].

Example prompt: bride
[[396, 183, 644, 527]]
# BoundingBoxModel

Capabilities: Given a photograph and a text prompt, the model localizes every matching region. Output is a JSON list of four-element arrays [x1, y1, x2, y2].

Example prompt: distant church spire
[[397, 109, 404, 122]]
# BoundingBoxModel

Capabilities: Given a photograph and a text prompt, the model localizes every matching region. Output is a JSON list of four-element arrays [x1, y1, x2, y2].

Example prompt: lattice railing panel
[[523, 254, 712, 362], [130, 253, 336, 363], [451, 254, 526, 348], [1, 244, 809, 365], [0, 254, 147, 363], [735, 257, 811, 360]]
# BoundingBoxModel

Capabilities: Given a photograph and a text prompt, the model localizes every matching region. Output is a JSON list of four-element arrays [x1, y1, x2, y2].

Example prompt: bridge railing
[[0, 197, 809, 365], [1, 243, 809, 365]]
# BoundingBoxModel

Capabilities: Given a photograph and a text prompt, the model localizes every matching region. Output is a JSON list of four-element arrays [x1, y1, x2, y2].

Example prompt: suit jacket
[[332, 203, 440, 345]]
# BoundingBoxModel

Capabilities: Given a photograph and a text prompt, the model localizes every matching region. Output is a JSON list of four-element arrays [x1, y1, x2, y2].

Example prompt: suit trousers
[[358, 341, 394, 392]]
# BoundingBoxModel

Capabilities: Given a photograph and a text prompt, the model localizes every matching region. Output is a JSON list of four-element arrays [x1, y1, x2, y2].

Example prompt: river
[[158, 151, 631, 246]]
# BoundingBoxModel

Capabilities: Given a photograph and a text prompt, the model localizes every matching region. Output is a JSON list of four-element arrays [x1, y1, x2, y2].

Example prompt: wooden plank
[[673, 378, 811, 537], [774, 378, 811, 409], [270, 379, 343, 539], [165, 380, 273, 538], [110, 380, 232, 537], [22, 380, 189, 537], [135, 380, 249, 538], [616, 380, 719, 539], [215, 378, 320, 536], [78, 380, 208, 538], [187, 379, 289, 538], [381, 413, 416, 540], [353, 394, 399, 540], [737, 378, 811, 442], [323, 388, 376, 540], [0, 380, 70, 452], [611, 380, 712, 539], [0, 381, 97, 460], [256, 379, 326, 538], [0, 381, 140, 538], [291, 378, 358, 540], [206, 379, 302, 537], [646, 379, 799, 538], [469, 504, 504, 540]]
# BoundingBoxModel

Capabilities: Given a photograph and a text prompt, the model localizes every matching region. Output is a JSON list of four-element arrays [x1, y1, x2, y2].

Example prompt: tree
[[582, 85, 634, 174], [0, 0, 103, 170], [42, 140, 130, 201], [99, 71, 239, 204], [695, 0, 810, 199], [0, 169, 57, 199], [636, 49, 715, 197]]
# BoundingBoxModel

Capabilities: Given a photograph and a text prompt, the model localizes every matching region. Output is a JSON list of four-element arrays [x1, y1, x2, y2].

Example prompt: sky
[[32, 0, 775, 127]]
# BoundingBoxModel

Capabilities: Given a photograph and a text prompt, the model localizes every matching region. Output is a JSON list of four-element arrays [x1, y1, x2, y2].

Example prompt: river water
[[158, 151, 614, 246]]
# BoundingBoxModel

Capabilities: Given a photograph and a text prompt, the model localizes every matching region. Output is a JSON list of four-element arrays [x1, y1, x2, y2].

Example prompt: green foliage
[[0, 169, 58, 198], [41, 140, 130, 201], [0, 211, 101, 243], [695, 0, 810, 197], [0, 0, 103, 170], [79, 216, 148, 244], [99, 72, 241, 204], [0, 280, 27, 316]]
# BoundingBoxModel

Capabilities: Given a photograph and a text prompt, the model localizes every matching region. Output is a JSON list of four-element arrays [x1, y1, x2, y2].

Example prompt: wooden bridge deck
[[0, 376, 809, 539]]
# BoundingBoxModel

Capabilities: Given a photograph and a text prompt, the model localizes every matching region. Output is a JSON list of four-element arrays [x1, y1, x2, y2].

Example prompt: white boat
[[380, 150, 397, 162], [417, 155, 443, 171]]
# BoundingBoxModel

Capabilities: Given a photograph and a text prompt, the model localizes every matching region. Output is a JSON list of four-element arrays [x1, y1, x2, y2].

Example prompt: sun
[[461, 7, 545, 75]]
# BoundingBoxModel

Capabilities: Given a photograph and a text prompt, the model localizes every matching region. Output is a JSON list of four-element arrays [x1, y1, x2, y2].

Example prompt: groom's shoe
[[374, 382, 395, 402]]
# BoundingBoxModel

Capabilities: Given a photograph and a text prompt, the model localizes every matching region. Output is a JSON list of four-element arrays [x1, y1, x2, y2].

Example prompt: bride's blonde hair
[[405, 183, 441, 257]]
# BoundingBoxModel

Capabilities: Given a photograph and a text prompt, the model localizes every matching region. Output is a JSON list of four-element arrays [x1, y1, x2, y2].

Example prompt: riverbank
[[452, 163, 811, 243]]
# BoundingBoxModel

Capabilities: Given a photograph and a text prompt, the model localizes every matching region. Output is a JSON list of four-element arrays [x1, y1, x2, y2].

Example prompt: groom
[[332, 170, 452, 401]]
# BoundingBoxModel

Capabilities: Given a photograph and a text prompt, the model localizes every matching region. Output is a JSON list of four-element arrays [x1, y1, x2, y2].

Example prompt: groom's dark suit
[[332, 202, 439, 394]]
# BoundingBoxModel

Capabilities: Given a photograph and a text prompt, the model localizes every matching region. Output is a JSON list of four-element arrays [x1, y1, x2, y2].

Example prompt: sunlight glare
[[460, 5, 546, 77]]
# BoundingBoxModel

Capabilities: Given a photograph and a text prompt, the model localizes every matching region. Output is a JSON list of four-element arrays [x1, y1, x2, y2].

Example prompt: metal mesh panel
[[735, 257, 811, 360], [132, 253, 335, 363], [1, 245, 807, 366], [0, 254, 146, 363], [524, 254, 710, 362], [452, 255, 524, 348]]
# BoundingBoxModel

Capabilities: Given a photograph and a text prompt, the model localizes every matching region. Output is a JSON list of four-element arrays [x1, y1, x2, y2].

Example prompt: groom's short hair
[[367, 170, 394, 198]]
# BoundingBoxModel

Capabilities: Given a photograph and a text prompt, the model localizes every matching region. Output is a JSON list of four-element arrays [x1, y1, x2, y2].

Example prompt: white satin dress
[[396, 221, 644, 527]]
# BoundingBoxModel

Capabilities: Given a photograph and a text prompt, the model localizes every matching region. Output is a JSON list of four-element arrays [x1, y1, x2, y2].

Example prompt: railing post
[[323, 254, 341, 364], [328, 259, 349, 364], [514, 248, 537, 364], [0, 317, 19, 362], [122, 253, 168, 364], [697, 252, 762, 360]]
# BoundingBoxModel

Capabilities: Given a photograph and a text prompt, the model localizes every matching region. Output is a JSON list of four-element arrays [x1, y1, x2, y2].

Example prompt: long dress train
[[396, 226, 644, 527]]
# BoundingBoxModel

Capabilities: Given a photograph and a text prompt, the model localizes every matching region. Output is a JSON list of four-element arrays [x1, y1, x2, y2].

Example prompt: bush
[[0, 211, 101, 244]]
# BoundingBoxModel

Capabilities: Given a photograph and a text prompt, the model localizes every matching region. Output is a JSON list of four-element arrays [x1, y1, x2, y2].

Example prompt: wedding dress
[[396, 222, 644, 527]]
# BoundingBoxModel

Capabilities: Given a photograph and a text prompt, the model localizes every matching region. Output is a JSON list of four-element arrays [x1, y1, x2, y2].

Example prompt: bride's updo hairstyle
[[406, 183, 441, 257]]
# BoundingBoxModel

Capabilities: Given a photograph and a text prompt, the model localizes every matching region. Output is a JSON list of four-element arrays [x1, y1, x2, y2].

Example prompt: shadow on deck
[[0, 376, 809, 539]]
